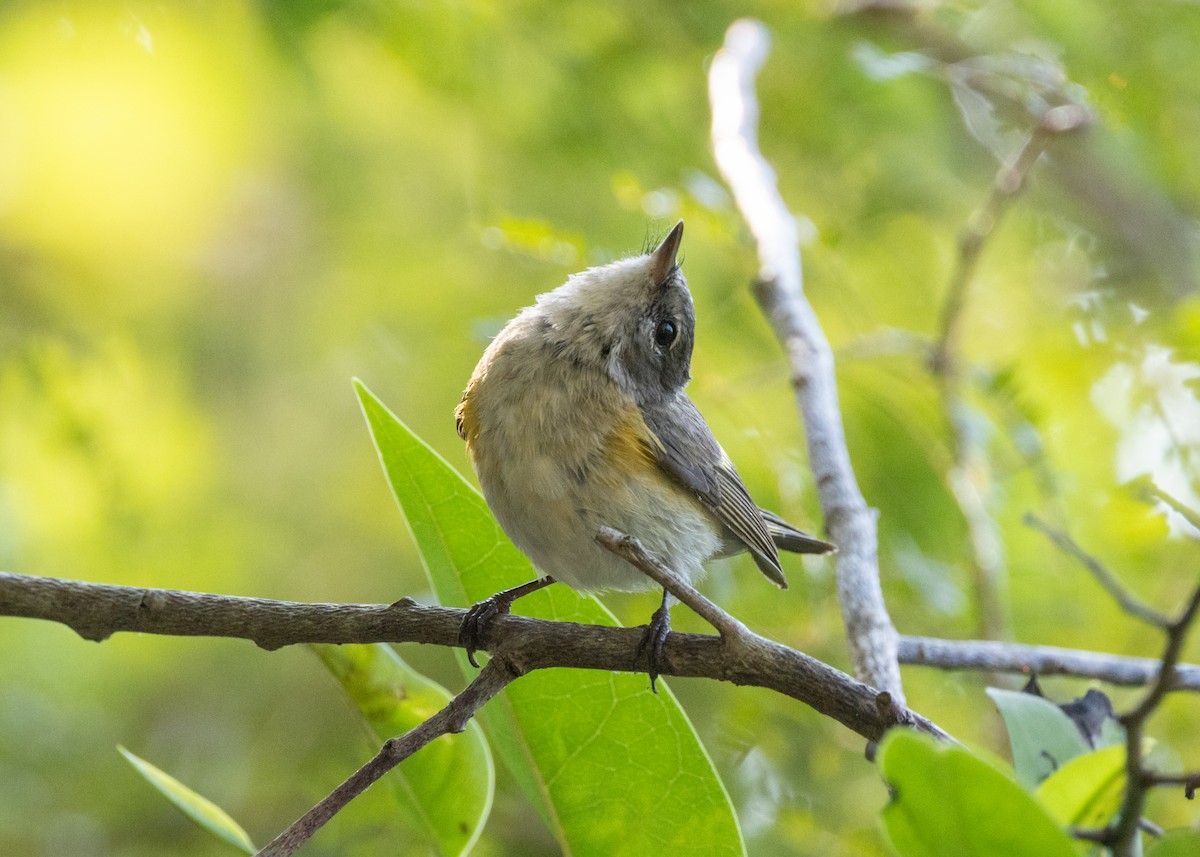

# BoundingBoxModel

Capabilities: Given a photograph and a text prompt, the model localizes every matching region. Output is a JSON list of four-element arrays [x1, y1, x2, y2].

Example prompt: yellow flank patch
[[606, 407, 661, 474]]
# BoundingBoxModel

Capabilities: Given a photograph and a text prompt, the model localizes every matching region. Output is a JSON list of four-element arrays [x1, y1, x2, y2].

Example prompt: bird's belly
[[471, 430, 721, 593], [483, 462, 721, 592]]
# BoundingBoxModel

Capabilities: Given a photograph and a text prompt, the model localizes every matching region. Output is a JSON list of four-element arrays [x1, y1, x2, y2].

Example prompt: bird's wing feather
[[640, 396, 787, 588]]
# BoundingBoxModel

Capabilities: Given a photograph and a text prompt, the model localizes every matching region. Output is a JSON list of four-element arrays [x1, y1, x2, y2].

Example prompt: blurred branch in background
[[929, 107, 1090, 647], [1077, 577, 1200, 855], [709, 18, 905, 703], [1025, 513, 1170, 629], [840, 0, 1198, 302]]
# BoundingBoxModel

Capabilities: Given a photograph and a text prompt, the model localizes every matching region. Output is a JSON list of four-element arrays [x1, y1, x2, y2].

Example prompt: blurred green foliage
[[1, 0, 1199, 854]]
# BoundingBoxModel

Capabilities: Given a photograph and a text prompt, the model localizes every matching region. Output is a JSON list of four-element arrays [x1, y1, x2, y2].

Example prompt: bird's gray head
[[531, 221, 694, 405]]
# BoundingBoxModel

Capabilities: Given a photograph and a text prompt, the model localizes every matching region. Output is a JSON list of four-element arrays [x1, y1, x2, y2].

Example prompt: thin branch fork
[[709, 18, 905, 704], [1105, 579, 1200, 856], [257, 658, 519, 857], [594, 529, 953, 745]]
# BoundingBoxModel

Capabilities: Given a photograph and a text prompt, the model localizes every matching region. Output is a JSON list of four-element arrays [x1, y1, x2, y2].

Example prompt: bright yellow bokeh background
[[2, 1, 1199, 854]]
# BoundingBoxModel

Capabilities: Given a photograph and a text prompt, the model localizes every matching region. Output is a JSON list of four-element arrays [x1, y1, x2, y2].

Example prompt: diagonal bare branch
[[257, 657, 518, 856], [1024, 513, 1170, 628]]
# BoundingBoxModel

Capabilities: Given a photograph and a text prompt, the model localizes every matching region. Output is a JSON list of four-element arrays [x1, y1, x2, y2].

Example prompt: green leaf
[[1036, 745, 1127, 829], [117, 745, 255, 854], [1146, 830, 1200, 857], [878, 730, 1077, 857], [312, 643, 493, 856], [354, 380, 745, 857], [986, 688, 1091, 788]]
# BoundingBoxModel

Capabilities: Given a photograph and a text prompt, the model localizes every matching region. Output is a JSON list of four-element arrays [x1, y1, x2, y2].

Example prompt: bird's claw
[[459, 595, 511, 668], [636, 601, 672, 693]]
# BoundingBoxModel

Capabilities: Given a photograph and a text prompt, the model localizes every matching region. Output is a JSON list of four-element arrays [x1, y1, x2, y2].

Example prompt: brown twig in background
[[709, 18, 905, 704], [1089, 580, 1200, 855], [1142, 772, 1200, 800], [839, 0, 1195, 301], [257, 658, 518, 857], [1024, 506, 1200, 853], [1024, 513, 1169, 629], [931, 119, 1071, 371]]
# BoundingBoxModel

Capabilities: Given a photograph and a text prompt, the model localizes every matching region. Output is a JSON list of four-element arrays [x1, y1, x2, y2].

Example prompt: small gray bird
[[456, 221, 833, 686]]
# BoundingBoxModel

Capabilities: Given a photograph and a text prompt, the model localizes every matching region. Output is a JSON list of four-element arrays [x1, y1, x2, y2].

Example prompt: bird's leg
[[459, 576, 556, 667], [636, 587, 672, 693]]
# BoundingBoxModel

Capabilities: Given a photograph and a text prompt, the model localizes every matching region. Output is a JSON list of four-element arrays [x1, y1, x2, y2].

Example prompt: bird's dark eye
[[654, 319, 677, 348]]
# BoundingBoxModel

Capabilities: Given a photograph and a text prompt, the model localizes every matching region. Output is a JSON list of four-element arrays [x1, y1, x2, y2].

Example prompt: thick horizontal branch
[[1, 570, 937, 742], [899, 636, 1200, 691], [8, 572, 1199, 744], [0, 570, 459, 650]]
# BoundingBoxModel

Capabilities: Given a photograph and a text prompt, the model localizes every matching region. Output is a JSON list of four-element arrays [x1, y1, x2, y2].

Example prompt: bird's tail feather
[[760, 509, 836, 555]]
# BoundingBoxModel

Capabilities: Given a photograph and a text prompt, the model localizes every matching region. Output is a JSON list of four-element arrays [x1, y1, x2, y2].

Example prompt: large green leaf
[[878, 730, 1077, 857], [118, 746, 255, 854], [1036, 745, 1126, 829], [312, 643, 493, 856], [355, 380, 745, 857], [986, 688, 1091, 788]]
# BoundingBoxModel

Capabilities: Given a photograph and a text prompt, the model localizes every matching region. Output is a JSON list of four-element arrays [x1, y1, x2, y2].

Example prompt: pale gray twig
[[709, 18, 905, 703], [898, 635, 1200, 691]]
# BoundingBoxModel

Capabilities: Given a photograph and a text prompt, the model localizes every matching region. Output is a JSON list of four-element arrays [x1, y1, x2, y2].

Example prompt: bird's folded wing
[[639, 397, 787, 588]]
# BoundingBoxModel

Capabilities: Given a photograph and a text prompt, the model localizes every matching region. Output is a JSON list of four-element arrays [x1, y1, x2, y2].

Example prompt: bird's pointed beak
[[649, 220, 684, 285]]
